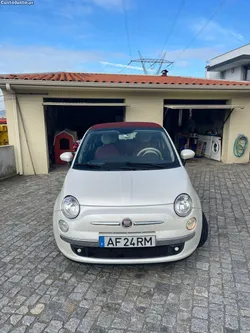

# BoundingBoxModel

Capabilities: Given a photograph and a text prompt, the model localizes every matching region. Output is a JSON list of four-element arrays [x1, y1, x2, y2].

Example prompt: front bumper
[[53, 204, 202, 264]]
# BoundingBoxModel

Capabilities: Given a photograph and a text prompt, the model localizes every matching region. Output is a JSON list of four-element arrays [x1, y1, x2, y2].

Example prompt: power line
[[170, 0, 228, 68], [118, 0, 132, 74], [149, 0, 185, 70], [158, 0, 185, 60], [122, 0, 132, 58], [118, 60, 132, 73]]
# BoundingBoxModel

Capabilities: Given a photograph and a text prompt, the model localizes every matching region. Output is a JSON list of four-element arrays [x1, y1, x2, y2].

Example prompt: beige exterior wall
[[3, 91, 48, 175], [47, 90, 163, 124], [125, 94, 163, 124], [18, 95, 48, 174], [222, 98, 250, 163], [3, 86, 250, 175]]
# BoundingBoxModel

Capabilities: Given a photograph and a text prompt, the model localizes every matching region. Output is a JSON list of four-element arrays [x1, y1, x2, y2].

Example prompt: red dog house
[[53, 129, 77, 165]]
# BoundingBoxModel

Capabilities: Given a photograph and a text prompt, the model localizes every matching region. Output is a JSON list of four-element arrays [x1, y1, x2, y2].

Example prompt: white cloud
[[175, 60, 189, 68], [37, 0, 126, 21], [0, 45, 124, 74], [58, 2, 93, 19], [56, 0, 126, 19], [90, 0, 123, 10], [157, 46, 224, 72], [191, 19, 245, 43], [100, 61, 154, 72], [232, 32, 245, 42], [165, 47, 221, 62]]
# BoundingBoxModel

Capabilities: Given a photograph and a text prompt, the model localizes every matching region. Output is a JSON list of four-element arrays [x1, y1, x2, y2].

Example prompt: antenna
[[130, 51, 173, 75]]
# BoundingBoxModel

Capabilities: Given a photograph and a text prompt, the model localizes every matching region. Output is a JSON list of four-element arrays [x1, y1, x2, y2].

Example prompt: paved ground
[[1, 160, 250, 333]]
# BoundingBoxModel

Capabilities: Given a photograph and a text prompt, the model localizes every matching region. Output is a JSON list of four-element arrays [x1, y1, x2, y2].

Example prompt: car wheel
[[198, 212, 208, 248]]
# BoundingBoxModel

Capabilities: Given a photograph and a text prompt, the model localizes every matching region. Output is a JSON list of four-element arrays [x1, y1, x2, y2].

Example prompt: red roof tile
[[0, 72, 250, 87]]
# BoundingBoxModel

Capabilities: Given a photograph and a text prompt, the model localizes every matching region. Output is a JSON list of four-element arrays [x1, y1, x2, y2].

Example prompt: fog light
[[58, 220, 69, 232], [186, 217, 197, 230]]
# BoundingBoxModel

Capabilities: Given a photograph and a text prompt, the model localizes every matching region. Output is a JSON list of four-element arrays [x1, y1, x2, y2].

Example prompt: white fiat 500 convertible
[[53, 122, 208, 264]]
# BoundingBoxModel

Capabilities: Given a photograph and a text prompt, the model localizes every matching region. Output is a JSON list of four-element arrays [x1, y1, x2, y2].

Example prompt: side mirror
[[180, 149, 195, 160], [60, 152, 73, 163]]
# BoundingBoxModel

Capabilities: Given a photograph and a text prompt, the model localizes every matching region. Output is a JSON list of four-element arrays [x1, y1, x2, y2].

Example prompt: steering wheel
[[137, 147, 163, 159]]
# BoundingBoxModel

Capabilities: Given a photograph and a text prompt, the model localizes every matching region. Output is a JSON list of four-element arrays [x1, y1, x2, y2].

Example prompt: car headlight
[[61, 196, 80, 219], [174, 194, 192, 217]]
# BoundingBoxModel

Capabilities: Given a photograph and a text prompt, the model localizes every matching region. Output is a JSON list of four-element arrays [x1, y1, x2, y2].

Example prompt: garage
[[163, 99, 244, 162], [1, 71, 250, 175], [43, 98, 126, 169]]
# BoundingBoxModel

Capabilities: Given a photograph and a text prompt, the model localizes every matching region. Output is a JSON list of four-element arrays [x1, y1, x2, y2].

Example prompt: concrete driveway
[[1, 161, 250, 333]]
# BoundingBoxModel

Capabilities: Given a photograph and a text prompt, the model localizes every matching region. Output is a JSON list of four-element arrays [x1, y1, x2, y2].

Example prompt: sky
[[0, 0, 249, 111]]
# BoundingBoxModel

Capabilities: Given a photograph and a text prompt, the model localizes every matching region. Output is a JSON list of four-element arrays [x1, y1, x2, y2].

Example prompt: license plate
[[99, 235, 156, 248]]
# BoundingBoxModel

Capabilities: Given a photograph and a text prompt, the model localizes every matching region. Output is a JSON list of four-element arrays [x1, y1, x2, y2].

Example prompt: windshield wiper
[[123, 162, 168, 169], [74, 161, 168, 170], [74, 162, 106, 168]]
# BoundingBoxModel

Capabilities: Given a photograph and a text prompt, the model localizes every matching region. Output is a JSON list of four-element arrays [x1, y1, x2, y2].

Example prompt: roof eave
[[0, 79, 250, 91]]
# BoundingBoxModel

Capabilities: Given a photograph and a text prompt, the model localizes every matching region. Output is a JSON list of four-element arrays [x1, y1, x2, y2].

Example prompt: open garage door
[[43, 98, 128, 170], [163, 99, 244, 162]]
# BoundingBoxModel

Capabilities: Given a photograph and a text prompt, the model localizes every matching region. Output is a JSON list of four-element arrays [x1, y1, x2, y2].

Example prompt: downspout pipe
[[6, 83, 23, 175]]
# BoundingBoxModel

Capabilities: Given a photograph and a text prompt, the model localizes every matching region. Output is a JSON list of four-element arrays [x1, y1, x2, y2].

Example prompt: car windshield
[[73, 127, 180, 171]]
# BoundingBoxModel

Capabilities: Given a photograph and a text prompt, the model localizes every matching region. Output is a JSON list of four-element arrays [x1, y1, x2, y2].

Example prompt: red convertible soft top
[[90, 122, 162, 130]]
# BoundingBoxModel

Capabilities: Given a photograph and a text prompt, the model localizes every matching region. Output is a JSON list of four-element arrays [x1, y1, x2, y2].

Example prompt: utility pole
[[130, 51, 173, 75]]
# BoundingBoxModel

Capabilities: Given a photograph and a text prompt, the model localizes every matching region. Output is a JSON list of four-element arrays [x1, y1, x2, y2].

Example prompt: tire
[[198, 212, 208, 248]]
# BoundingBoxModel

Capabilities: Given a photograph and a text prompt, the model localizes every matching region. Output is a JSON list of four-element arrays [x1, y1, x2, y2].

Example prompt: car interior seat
[[95, 133, 120, 159]]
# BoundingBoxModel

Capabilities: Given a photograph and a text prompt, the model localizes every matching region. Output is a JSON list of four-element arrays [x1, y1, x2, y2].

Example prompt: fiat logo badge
[[122, 218, 132, 228]]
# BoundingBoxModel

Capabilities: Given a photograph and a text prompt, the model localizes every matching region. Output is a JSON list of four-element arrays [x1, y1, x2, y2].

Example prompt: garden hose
[[233, 135, 248, 157]]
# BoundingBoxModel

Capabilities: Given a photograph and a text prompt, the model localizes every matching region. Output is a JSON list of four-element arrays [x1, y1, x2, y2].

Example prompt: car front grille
[[71, 243, 184, 259]]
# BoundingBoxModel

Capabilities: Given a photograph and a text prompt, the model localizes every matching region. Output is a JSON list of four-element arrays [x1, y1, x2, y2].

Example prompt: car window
[[73, 127, 180, 171]]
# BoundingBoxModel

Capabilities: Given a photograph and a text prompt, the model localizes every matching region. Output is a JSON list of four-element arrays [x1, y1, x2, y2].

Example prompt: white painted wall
[[210, 44, 250, 66], [0, 145, 16, 179], [225, 66, 243, 80], [206, 71, 221, 80], [206, 66, 244, 81]]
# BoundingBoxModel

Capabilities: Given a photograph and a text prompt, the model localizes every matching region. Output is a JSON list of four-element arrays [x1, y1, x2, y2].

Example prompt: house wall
[[3, 92, 48, 175], [125, 94, 163, 124], [0, 145, 16, 179], [17, 95, 48, 175], [206, 71, 221, 80], [223, 66, 244, 81], [209, 44, 250, 67], [3, 87, 250, 175], [206, 66, 244, 81], [222, 98, 250, 163]]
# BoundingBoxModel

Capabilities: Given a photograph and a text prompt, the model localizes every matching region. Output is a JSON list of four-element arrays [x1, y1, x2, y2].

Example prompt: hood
[[62, 167, 192, 206]]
